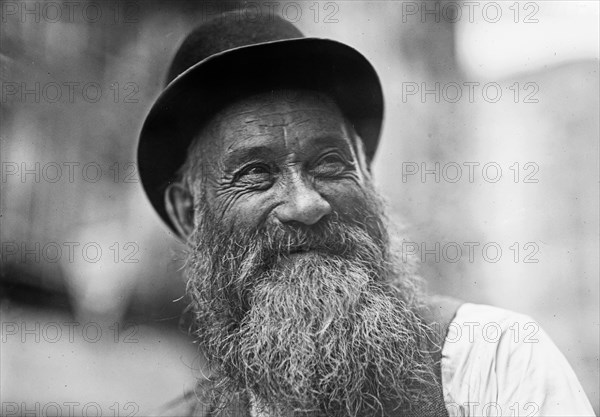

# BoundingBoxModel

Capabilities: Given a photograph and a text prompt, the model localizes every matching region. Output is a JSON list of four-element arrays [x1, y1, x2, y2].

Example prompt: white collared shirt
[[442, 303, 595, 416]]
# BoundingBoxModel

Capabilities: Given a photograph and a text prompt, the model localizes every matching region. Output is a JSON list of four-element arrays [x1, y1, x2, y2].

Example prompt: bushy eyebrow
[[310, 136, 354, 153], [222, 146, 275, 170], [222, 135, 356, 172]]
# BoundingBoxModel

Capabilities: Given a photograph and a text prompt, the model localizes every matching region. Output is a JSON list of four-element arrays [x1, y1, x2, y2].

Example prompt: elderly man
[[138, 12, 594, 417]]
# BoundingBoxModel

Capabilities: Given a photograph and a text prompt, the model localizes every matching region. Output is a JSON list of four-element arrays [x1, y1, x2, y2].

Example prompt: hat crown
[[166, 12, 304, 85]]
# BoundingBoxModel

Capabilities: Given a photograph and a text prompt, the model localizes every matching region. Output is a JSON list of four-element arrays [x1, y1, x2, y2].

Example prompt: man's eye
[[313, 154, 347, 175], [238, 163, 271, 178], [320, 155, 344, 165]]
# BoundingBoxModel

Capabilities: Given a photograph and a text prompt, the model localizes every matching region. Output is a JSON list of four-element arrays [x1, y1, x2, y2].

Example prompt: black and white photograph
[[1, 1, 598, 416]]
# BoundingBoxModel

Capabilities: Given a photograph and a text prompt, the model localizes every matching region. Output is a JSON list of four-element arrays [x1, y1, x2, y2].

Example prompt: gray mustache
[[256, 216, 384, 260]]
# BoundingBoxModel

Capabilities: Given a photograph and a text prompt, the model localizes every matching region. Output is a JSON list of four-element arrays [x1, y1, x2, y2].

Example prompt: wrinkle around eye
[[313, 170, 362, 190], [311, 157, 355, 178], [218, 172, 273, 195], [235, 162, 271, 178]]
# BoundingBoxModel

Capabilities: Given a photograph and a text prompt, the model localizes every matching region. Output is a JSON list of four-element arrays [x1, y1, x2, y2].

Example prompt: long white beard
[[185, 187, 433, 416]]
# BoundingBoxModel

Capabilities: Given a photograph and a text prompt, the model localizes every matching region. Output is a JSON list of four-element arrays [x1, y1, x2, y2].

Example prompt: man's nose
[[274, 175, 332, 226]]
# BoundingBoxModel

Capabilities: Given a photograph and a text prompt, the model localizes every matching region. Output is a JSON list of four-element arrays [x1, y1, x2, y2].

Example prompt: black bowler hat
[[138, 11, 384, 234]]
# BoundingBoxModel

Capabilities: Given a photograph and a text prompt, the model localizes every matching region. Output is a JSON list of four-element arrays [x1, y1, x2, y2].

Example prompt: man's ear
[[165, 182, 195, 240]]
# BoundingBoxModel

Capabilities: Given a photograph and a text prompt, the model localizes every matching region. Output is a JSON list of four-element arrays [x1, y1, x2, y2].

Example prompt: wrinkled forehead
[[197, 89, 353, 155]]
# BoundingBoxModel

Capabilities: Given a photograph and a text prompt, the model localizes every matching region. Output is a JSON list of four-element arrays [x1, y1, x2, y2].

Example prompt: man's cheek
[[207, 188, 253, 226], [226, 199, 273, 231], [323, 184, 371, 217]]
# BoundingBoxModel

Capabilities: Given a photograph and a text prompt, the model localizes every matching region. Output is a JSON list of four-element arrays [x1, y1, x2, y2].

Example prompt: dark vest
[[159, 296, 462, 417]]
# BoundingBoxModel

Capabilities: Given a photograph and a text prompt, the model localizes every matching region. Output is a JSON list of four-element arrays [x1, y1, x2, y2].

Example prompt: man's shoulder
[[152, 383, 252, 417], [444, 302, 539, 348], [150, 388, 214, 417], [442, 302, 542, 369], [441, 303, 596, 416]]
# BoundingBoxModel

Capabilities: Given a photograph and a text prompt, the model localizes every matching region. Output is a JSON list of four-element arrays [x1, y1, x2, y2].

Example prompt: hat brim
[[138, 37, 384, 235]]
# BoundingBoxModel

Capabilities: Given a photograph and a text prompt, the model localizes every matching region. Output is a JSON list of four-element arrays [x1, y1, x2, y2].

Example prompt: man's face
[[178, 90, 433, 416], [196, 90, 371, 233]]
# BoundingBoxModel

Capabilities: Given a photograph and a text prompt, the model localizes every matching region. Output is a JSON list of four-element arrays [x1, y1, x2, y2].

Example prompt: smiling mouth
[[288, 246, 313, 255]]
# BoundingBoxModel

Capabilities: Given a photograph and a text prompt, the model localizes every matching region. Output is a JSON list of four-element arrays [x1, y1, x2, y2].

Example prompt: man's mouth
[[287, 245, 314, 255], [283, 242, 344, 257]]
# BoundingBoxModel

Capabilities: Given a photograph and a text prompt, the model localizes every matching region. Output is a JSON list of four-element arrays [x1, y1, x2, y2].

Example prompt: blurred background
[[1, 0, 598, 415]]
